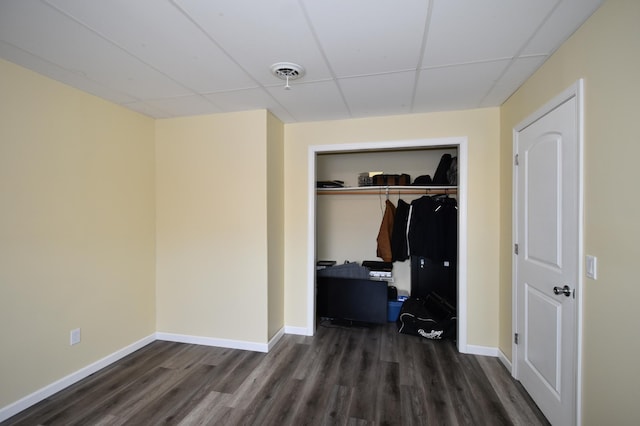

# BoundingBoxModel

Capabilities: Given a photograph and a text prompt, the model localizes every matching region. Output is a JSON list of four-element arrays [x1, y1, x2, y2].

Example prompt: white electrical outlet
[[586, 255, 597, 280], [70, 328, 81, 345]]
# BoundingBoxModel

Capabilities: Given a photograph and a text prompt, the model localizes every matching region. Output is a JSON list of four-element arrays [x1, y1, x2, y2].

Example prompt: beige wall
[[267, 112, 285, 340], [0, 59, 156, 408], [155, 110, 272, 344], [284, 109, 501, 347], [499, 0, 640, 423]]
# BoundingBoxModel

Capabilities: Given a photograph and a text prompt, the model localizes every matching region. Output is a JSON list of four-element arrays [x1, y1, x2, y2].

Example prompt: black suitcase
[[410, 256, 456, 302]]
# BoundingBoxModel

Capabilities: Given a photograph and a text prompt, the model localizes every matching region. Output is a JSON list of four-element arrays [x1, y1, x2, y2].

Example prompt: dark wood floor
[[2, 322, 549, 425]]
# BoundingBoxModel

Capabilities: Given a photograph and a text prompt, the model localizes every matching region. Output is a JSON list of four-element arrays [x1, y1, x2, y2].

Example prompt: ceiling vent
[[271, 62, 305, 90]]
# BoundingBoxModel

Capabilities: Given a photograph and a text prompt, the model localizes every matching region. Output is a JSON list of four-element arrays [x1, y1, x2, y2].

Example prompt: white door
[[514, 86, 582, 426]]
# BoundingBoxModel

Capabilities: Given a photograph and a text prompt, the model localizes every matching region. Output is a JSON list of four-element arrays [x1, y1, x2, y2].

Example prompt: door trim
[[512, 80, 584, 425], [307, 137, 469, 353]]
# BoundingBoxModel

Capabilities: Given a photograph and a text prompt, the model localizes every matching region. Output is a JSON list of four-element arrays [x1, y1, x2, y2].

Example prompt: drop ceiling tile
[[265, 80, 351, 122], [302, 0, 429, 77], [0, 40, 137, 104], [175, 0, 332, 85], [0, 0, 191, 99], [45, 0, 258, 93], [204, 87, 296, 123], [143, 95, 222, 118], [480, 55, 548, 107], [205, 87, 273, 111], [120, 101, 172, 119], [423, 0, 557, 67], [414, 60, 510, 112], [522, 0, 604, 55], [339, 71, 416, 118]]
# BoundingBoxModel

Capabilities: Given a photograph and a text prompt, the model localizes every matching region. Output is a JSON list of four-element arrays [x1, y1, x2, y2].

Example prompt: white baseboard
[[267, 328, 285, 352], [0, 334, 155, 423], [284, 325, 313, 336], [1, 326, 323, 421], [498, 349, 513, 372], [465, 344, 499, 357], [1, 329, 292, 422], [155, 332, 269, 353]]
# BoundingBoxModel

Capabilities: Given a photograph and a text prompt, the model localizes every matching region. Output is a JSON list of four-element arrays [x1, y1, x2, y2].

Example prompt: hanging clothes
[[376, 199, 396, 262], [408, 195, 458, 303], [433, 196, 458, 262], [391, 199, 411, 262], [407, 195, 437, 259], [408, 195, 457, 262]]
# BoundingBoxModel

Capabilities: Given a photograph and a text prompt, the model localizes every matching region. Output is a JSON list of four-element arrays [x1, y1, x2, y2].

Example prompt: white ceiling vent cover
[[271, 62, 305, 89]]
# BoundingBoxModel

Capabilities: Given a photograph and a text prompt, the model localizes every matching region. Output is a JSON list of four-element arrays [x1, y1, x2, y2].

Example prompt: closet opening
[[307, 138, 469, 353]]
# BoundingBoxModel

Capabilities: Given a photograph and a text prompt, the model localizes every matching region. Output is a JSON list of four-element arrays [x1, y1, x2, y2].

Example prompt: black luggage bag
[[397, 293, 456, 340]]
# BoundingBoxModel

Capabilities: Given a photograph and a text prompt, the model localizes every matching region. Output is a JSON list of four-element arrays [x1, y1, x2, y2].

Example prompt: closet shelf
[[316, 185, 457, 195]]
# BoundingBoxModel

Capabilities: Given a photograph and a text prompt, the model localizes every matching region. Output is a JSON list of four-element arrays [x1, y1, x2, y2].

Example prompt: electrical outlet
[[70, 328, 81, 345]]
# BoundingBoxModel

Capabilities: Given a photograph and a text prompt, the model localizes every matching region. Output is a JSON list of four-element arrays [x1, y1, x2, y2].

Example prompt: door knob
[[553, 285, 572, 297]]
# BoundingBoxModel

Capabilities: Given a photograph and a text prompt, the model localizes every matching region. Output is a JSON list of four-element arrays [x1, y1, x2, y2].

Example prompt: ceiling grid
[[0, 0, 604, 122]]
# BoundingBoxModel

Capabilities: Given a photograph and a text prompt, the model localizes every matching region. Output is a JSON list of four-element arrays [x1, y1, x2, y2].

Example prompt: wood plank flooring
[[2, 322, 549, 425]]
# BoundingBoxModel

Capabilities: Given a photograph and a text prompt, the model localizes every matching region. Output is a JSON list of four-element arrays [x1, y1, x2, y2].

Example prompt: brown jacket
[[376, 200, 396, 262]]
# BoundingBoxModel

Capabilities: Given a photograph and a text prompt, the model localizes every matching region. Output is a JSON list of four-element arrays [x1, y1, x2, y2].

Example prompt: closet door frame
[[307, 137, 469, 353]]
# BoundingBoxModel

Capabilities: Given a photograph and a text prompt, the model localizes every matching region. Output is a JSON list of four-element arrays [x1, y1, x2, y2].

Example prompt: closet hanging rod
[[317, 186, 456, 196]]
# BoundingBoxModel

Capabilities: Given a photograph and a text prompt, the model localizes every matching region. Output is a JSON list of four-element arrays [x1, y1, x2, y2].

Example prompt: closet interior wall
[[316, 147, 458, 296]]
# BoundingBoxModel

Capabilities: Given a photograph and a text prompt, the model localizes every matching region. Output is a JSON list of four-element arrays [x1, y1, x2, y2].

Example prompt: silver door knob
[[553, 285, 572, 297]]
